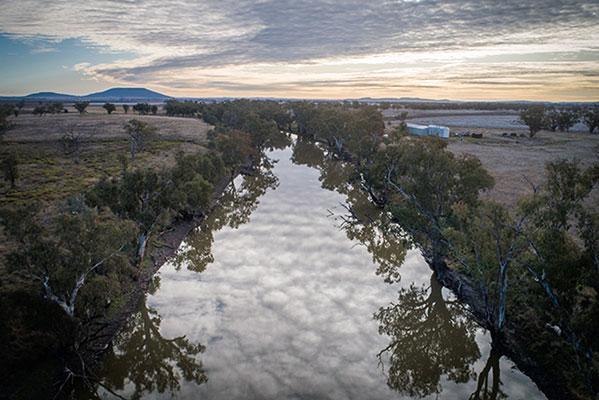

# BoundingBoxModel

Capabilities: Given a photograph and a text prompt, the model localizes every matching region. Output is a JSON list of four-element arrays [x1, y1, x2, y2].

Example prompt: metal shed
[[406, 123, 450, 139], [407, 123, 429, 136]]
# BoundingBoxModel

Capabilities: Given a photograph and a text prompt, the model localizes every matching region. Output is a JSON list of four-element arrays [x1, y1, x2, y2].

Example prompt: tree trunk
[[130, 138, 136, 161], [498, 263, 508, 331], [137, 231, 148, 263]]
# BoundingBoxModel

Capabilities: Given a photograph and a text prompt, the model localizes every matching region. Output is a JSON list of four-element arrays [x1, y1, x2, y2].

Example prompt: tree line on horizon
[[519, 103, 599, 137]]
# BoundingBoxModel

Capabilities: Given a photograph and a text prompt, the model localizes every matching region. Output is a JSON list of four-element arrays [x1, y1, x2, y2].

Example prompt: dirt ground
[[5, 105, 212, 142], [446, 127, 599, 207]]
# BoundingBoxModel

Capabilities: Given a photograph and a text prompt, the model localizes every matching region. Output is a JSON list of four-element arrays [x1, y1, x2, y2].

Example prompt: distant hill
[[84, 88, 172, 100], [25, 92, 77, 100], [0, 87, 172, 102]]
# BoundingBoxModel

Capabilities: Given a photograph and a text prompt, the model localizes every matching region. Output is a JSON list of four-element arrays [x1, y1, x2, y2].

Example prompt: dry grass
[[0, 108, 212, 206], [447, 128, 599, 207], [6, 105, 211, 142]]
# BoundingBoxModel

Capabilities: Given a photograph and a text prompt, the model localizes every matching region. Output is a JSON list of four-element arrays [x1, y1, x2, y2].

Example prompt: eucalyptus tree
[[582, 104, 599, 134], [556, 109, 579, 132], [2, 153, 19, 188], [0, 104, 15, 137], [58, 122, 93, 164], [73, 101, 90, 115], [102, 102, 116, 114], [519, 105, 545, 138], [84, 301, 207, 400], [123, 119, 157, 161], [0, 203, 136, 318], [133, 103, 151, 115]]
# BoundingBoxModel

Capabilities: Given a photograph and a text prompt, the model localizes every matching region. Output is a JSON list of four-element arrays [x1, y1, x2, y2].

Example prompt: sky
[[1, 0, 598, 101]]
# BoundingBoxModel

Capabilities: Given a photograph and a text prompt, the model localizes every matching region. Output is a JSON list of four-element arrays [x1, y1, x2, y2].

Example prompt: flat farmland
[[0, 106, 213, 205], [382, 108, 588, 132], [5, 105, 212, 142], [447, 130, 598, 206]]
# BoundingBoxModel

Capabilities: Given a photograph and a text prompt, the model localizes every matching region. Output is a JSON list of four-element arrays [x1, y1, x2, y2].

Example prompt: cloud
[[1, 0, 598, 99], [73, 62, 91, 71], [29, 46, 58, 54], [2, 1, 598, 66]]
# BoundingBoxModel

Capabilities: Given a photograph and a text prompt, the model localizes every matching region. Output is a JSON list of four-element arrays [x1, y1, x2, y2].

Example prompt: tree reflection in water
[[470, 350, 507, 400], [72, 296, 206, 400], [71, 157, 279, 399], [375, 273, 480, 397], [289, 138, 511, 398], [172, 155, 279, 273], [292, 137, 409, 283]]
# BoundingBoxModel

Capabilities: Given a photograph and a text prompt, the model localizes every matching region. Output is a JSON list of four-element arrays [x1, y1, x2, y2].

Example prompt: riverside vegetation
[[0, 100, 598, 399], [287, 101, 599, 399], [0, 100, 285, 399]]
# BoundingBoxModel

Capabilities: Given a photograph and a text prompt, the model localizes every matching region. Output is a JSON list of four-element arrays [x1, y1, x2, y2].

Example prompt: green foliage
[[102, 102, 116, 114], [87, 151, 220, 260], [48, 102, 64, 114], [380, 138, 494, 261], [556, 109, 580, 132], [88, 168, 173, 235], [164, 100, 202, 117], [198, 100, 290, 148], [446, 201, 525, 330], [519, 105, 545, 138], [172, 150, 225, 185], [2, 152, 19, 188], [123, 104, 130, 114], [133, 102, 151, 115], [0, 104, 16, 137], [215, 129, 256, 170], [123, 119, 157, 160], [32, 105, 47, 117], [73, 101, 90, 115], [582, 104, 599, 134], [0, 203, 136, 318], [151, 104, 158, 115], [290, 102, 385, 160], [0, 289, 78, 388]]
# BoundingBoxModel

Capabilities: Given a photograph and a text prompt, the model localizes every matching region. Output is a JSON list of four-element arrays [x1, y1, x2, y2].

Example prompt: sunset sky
[[1, 0, 598, 101]]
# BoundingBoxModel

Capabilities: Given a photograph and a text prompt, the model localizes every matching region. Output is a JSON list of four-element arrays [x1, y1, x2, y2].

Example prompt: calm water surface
[[84, 140, 546, 399]]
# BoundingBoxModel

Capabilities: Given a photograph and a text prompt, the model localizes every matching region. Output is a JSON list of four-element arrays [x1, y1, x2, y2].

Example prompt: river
[[74, 138, 546, 399]]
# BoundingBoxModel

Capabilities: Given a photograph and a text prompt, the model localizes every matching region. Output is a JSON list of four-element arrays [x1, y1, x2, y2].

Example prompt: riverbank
[[289, 104, 595, 399], [430, 258, 573, 399], [0, 110, 215, 399], [74, 164, 246, 373], [75, 142, 546, 399]]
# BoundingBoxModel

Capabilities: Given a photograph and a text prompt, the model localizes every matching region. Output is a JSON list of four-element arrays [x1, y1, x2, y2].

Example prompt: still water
[[83, 139, 546, 399]]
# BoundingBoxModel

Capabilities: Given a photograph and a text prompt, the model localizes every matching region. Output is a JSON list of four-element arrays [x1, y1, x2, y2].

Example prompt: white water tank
[[427, 125, 450, 138], [407, 123, 429, 136]]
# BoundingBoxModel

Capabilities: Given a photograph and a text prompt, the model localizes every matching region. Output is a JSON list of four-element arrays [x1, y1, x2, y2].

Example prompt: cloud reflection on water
[[91, 143, 546, 399], [153, 148, 402, 398]]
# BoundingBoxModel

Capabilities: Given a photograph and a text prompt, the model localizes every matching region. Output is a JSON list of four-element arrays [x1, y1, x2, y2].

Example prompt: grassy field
[[383, 113, 597, 207], [447, 128, 599, 206], [1, 106, 212, 206]]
